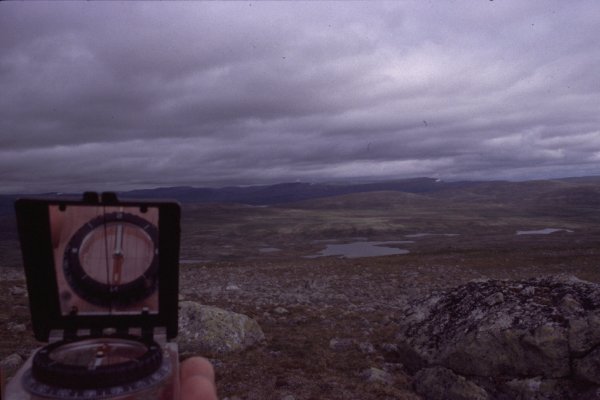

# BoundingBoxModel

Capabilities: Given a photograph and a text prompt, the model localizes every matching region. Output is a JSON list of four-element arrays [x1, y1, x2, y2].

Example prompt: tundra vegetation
[[1, 177, 600, 399]]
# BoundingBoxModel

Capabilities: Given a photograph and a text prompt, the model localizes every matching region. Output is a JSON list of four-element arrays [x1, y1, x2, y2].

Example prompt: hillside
[[1, 176, 599, 267]]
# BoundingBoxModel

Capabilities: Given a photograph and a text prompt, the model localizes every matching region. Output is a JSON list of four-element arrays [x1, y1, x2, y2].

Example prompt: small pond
[[259, 247, 281, 253], [305, 240, 412, 259], [405, 233, 459, 238], [516, 228, 573, 235]]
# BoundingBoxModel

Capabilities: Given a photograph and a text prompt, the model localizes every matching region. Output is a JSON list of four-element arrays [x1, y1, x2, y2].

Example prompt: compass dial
[[63, 212, 159, 308], [24, 335, 172, 398]]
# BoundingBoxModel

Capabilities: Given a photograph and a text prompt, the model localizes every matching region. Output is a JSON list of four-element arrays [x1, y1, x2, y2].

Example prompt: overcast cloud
[[1, 1, 599, 193]]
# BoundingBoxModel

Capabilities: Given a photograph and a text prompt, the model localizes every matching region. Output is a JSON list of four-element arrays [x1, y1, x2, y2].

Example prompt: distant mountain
[[118, 177, 452, 205], [2, 175, 599, 211], [0, 194, 17, 216]]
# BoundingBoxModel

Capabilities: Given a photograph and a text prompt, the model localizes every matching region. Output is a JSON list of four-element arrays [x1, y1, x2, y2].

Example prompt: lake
[[405, 233, 459, 238], [305, 240, 412, 259], [259, 247, 281, 253], [516, 228, 574, 235]]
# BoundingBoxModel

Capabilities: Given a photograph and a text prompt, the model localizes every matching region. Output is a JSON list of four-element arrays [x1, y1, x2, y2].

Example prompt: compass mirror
[[15, 195, 181, 342], [49, 204, 160, 316]]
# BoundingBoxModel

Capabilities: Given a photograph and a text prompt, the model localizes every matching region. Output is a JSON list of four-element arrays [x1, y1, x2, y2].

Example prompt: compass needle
[[112, 224, 124, 285]]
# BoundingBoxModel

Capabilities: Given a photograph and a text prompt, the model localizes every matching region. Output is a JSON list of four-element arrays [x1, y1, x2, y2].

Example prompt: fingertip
[[180, 356, 215, 382], [180, 374, 218, 400]]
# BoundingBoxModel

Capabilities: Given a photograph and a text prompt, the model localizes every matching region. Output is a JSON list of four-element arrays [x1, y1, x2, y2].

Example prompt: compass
[[21, 337, 176, 399], [63, 212, 159, 308], [10, 194, 181, 400], [22, 335, 171, 398]]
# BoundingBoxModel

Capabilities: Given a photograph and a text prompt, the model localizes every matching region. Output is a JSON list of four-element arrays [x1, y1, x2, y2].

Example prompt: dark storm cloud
[[1, 1, 600, 193]]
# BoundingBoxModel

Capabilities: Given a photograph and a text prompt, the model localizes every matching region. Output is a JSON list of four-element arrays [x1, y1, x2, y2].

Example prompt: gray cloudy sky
[[1, 1, 600, 193]]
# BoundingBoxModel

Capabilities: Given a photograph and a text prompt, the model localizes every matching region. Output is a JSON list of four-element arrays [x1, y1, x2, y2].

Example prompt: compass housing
[[15, 192, 181, 342], [31, 334, 164, 389]]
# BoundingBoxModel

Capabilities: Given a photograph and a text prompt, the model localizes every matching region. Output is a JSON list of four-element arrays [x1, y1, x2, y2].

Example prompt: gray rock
[[0, 353, 23, 376], [9, 286, 26, 296], [559, 293, 583, 315], [358, 341, 375, 354], [503, 377, 572, 400], [574, 346, 600, 385], [382, 362, 404, 372], [380, 343, 398, 353], [568, 311, 600, 355], [483, 292, 504, 306], [329, 337, 355, 352], [361, 367, 394, 385], [389, 341, 428, 374], [398, 276, 600, 378], [273, 306, 289, 315], [398, 275, 600, 398], [7, 322, 27, 333], [178, 301, 265, 356], [413, 366, 489, 400], [523, 286, 536, 296], [440, 322, 570, 378]]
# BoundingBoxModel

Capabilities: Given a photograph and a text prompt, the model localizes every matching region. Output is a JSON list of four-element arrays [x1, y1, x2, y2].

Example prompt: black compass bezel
[[31, 334, 163, 389], [63, 212, 160, 308]]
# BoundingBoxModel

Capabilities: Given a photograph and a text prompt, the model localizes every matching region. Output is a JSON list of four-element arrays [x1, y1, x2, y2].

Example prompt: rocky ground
[[3, 237, 600, 400]]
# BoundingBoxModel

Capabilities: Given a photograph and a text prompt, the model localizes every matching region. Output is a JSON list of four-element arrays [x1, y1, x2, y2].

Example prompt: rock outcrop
[[0, 353, 23, 378], [396, 275, 600, 399], [178, 301, 265, 356], [414, 366, 490, 400]]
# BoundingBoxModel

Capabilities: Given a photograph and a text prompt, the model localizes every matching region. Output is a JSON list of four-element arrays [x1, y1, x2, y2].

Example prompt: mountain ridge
[[1, 175, 599, 211]]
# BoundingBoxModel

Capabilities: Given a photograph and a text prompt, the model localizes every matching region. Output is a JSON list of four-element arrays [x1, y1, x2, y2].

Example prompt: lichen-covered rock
[[178, 301, 265, 356], [440, 322, 570, 378], [397, 275, 600, 399], [0, 353, 23, 377], [502, 377, 573, 400], [574, 347, 600, 385], [413, 366, 489, 400]]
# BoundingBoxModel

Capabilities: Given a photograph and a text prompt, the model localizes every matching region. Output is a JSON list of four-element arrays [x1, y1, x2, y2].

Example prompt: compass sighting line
[[101, 206, 112, 313]]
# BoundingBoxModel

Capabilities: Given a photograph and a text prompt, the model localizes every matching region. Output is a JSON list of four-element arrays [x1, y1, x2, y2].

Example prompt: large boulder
[[396, 275, 600, 399], [178, 301, 265, 356], [414, 366, 490, 400]]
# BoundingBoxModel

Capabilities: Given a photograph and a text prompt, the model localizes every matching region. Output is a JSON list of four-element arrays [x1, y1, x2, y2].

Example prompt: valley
[[1, 176, 599, 399]]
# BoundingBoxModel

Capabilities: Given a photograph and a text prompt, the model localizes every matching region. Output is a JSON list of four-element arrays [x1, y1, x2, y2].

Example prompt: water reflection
[[405, 233, 459, 238], [516, 228, 573, 235], [306, 240, 412, 259], [259, 247, 281, 253]]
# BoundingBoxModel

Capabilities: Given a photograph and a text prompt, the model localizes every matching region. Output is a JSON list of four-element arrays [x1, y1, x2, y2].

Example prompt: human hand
[[180, 357, 218, 400]]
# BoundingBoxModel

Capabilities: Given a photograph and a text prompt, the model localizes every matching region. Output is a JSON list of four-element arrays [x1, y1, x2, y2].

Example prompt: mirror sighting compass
[[7, 192, 181, 400]]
